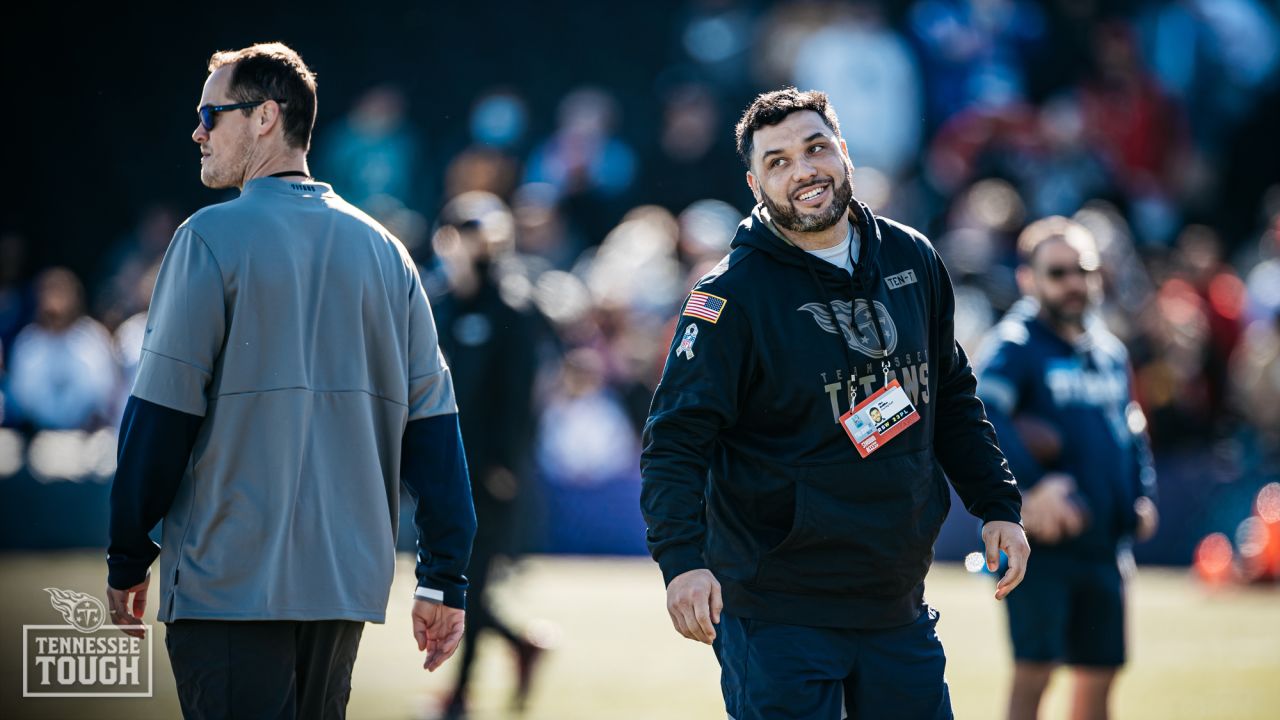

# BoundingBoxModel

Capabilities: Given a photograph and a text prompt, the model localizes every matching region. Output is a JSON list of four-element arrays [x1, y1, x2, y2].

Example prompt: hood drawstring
[[799, 243, 887, 409]]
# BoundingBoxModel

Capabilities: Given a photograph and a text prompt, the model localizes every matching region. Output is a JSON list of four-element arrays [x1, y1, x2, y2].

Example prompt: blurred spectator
[[640, 83, 744, 214], [1135, 274, 1212, 447], [470, 89, 529, 152], [536, 346, 647, 557], [581, 205, 686, 321], [1074, 200, 1156, 337], [1020, 96, 1112, 219], [672, 0, 758, 93], [1140, 0, 1280, 153], [525, 87, 638, 244], [0, 232, 34, 363], [908, 0, 1047, 126], [431, 191, 549, 718], [754, 1, 849, 94], [6, 268, 117, 430], [445, 144, 521, 203], [925, 101, 1043, 197], [791, 0, 923, 178], [111, 262, 160, 425], [1173, 225, 1246, 425], [93, 205, 178, 330], [444, 90, 530, 201], [1230, 312, 1280, 439], [677, 198, 740, 273], [512, 182, 584, 270], [1077, 21, 1192, 244], [1242, 212, 1280, 324], [317, 85, 423, 213], [536, 347, 637, 487]]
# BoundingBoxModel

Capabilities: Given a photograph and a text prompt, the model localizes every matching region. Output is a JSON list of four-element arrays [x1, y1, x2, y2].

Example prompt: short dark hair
[[734, 88, 841, 169], [208, 43, 318, 151]]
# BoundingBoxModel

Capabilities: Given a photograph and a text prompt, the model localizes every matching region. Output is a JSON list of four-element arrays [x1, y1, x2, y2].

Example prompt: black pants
[[165, 619, 364, 720], [452, 533, 521, 694], [714, 606, 952, 720]]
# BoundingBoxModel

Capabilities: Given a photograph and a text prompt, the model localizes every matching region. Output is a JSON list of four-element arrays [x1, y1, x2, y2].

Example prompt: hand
[[1135, 496, 1159, 542], [1021, 473, 1086, 544], [983, 520, 1030, 601], [106, 573, 150, 639], [665, 569, 723, 645], [482, 466, 519, 501], [412, 599, 465, 672]]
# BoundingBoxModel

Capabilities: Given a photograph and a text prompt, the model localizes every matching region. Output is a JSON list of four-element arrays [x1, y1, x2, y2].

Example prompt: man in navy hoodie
[[975, 216, 1157, 720], [640, 88, 1029, 720]]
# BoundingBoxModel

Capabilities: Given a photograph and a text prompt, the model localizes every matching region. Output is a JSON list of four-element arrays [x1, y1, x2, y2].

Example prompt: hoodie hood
[[730, 196, 884, 294]]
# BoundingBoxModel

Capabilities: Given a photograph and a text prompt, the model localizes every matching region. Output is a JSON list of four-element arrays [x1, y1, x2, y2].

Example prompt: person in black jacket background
[[431, 192, 548, 719], [640, 88, 1029, 720]]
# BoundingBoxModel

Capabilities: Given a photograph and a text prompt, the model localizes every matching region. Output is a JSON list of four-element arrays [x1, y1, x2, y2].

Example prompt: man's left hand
[[411, 599, 465, 672], [106, 573, 150, 639], [982, 520, 1030, 601]]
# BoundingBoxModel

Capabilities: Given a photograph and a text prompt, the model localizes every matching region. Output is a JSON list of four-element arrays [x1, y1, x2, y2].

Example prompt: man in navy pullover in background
[[641, 88, 1029, 720], [975, 216, 1158, 720], [106, 43, 476, 719]]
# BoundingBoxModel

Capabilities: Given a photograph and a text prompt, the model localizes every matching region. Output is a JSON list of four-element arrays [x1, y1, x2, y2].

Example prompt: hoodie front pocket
[[751, 450, 945, 597]]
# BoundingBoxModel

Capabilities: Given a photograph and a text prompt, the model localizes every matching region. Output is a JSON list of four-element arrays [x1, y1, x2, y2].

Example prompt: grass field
[[2, 552, 1277, 719]]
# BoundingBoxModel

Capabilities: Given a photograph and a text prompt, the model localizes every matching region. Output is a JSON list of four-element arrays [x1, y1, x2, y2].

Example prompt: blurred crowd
[[1, 0, 1278, 556]]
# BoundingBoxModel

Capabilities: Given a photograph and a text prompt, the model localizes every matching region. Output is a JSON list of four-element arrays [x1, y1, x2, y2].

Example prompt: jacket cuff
[[981, 504, 1023, 527], [657, 545, 706, 586], [415, 583, 466, 610], [106, 556, 151, 591]]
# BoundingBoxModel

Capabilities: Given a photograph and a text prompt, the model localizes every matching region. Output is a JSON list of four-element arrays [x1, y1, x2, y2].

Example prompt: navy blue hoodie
[[975, 298, 1155, 562], [640, 201, 1022, 629]]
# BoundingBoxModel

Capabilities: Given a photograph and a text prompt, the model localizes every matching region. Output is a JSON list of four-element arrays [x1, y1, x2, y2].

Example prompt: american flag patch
[[682, 291, 727, 323]]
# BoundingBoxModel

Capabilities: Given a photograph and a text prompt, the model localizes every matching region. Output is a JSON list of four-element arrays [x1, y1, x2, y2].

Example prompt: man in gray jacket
[[106, 43, 476, 719]]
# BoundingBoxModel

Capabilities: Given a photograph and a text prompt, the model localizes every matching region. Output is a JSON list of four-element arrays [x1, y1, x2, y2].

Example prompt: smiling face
[[746, 110, 853, 235], [191, 65, 254, 189]]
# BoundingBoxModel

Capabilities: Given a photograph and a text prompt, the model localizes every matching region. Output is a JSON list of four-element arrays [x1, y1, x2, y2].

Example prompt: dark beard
[[763, 164, 854, 233], [1042, 297, 1086, 329]]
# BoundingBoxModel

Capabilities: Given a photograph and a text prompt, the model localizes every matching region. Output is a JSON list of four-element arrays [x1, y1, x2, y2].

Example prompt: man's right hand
[[1021, 473, 1086, 544], [665, 569, 723, 645]]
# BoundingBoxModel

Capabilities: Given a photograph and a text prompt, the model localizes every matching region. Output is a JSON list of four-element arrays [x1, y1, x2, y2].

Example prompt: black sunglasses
[[198, 98, 287, 131], [1043, 264, 1093, 281]]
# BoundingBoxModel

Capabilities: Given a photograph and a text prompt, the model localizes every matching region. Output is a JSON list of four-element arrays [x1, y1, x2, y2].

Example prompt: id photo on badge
[[840, 380, 920, 458], [848, 411, 873, 441]]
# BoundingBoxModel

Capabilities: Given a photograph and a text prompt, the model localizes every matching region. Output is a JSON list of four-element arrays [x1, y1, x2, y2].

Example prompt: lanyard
[[799, 252, 889, 409]]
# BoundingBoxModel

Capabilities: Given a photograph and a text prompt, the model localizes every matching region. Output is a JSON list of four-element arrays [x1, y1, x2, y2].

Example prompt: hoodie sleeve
[[641, 285, 751, 585], [974, 331, 1049, 491], [927, 249, 1022, 525]]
